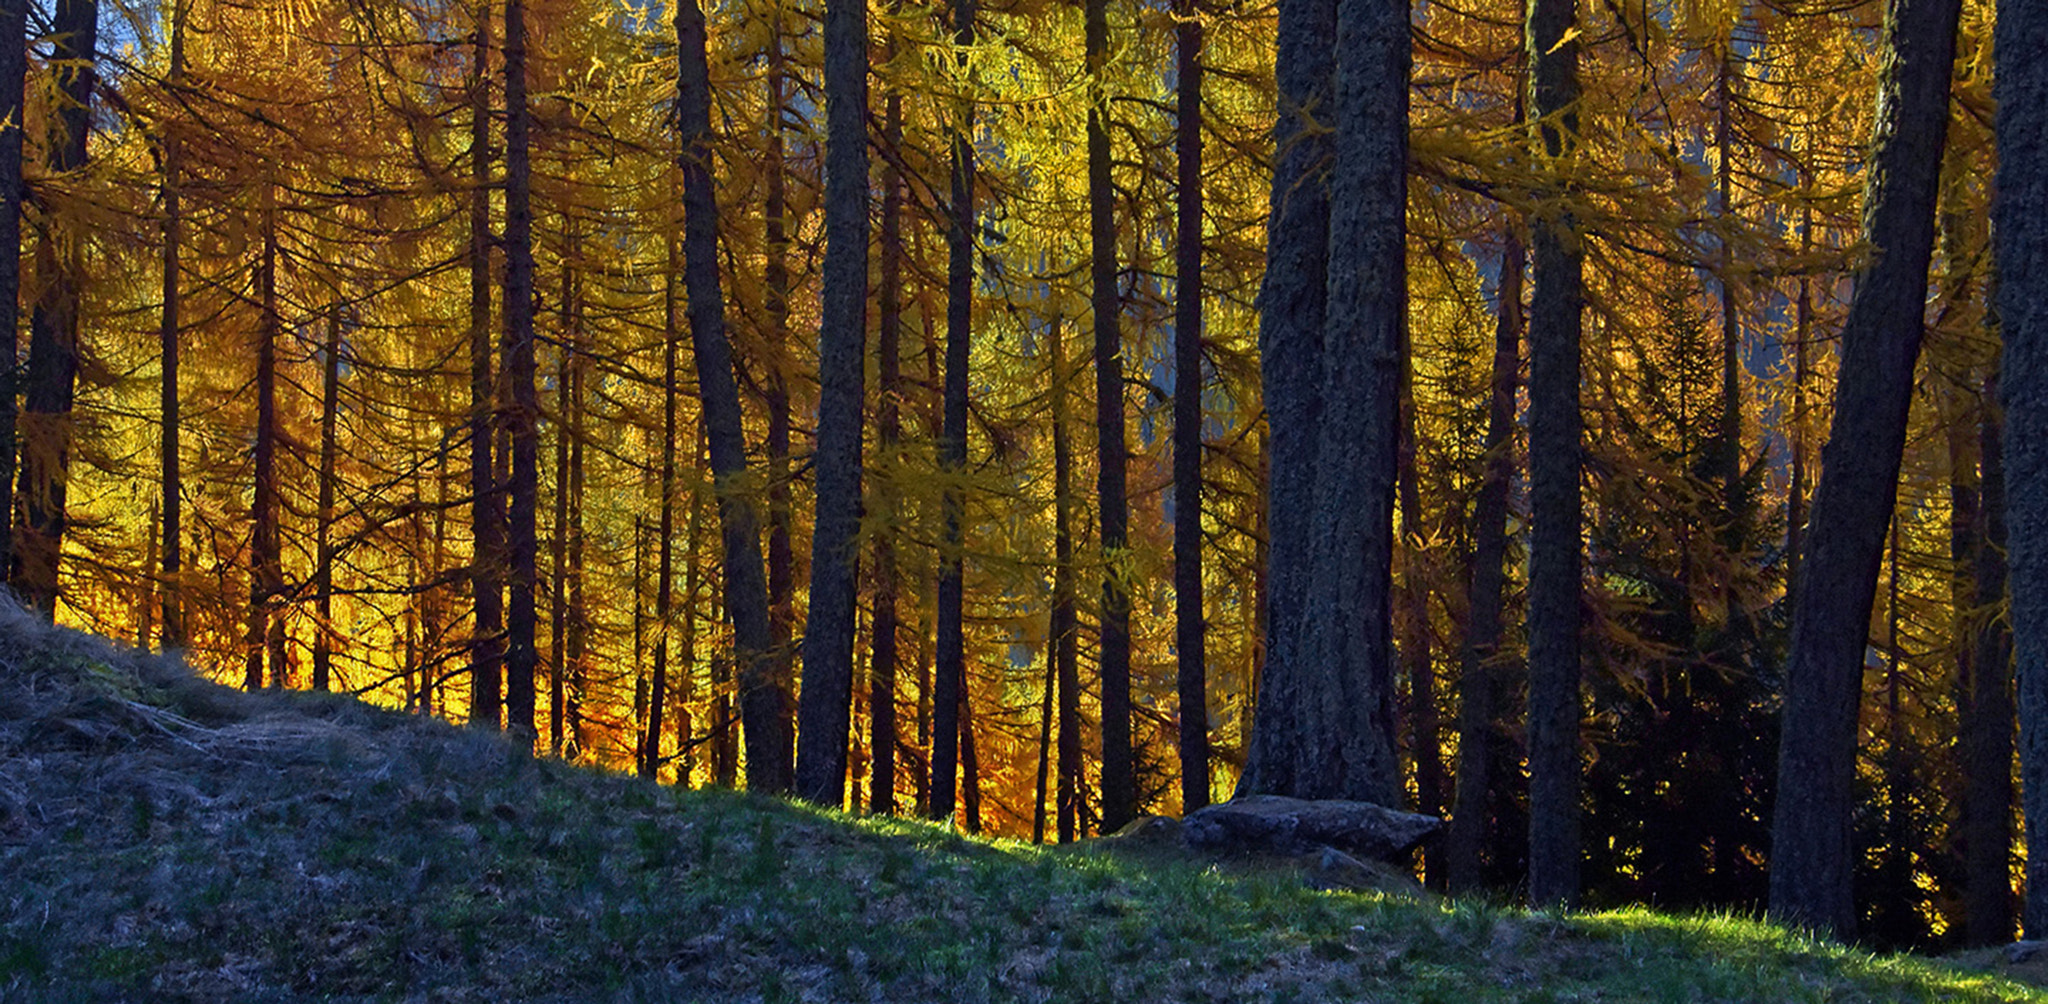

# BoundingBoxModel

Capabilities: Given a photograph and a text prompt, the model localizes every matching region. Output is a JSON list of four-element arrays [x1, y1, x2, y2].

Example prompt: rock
[[1304, 846, 1427, 898], [1181, 795, 1441, 861], [2007, 941, 2045, 964]]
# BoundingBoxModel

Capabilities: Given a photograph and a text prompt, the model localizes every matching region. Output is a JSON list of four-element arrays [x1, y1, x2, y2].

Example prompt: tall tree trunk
[[154, 0, 183, 647], [313, 311, 341, 692], [501, 0, 540, 745], [1448, 233, 1524, 893], [676, 0, 787, 792], [1089, 0, 1136, 831], [644, 236, 683, 780], [550, 293, 570, 755], [1995, 0, 2048, 938], [15, 0, 97, 617], [1033, 647, 1056, 843], [931, 0, 976, 823], [1770, 0, 1960, 937], [1524, 0, 1586, 908], [1051, 317, 1082, 842], [566, 317, 587, 752], [467, 1, 503, 729], [1399, 320, 1439, 852], [1960, 371, 2014, 944], [1172, 0, 1210, 814], [870, 75, 906, 815], [246, 182, 284, 691], [794, 0, 871, 806], [1788, 197, 1812, 608], [762, 25, 798, 792], [1240, 0, 1333, 801]]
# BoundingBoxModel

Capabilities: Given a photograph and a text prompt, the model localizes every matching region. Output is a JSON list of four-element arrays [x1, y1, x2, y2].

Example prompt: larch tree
[[501, 0, 541, 744], [1996, 0, 2048, 940], [931, 0, 977, 824], [0, 0, 27, 595], [1769, 0, 1961, 937], [1173, 0, 1210, 814], [467, 0, 504, 730]]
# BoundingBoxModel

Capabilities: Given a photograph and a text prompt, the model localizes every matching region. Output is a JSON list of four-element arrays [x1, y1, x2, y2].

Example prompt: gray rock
[[1181, 795, 1441, 861], [2007, 940, 2045, 964]]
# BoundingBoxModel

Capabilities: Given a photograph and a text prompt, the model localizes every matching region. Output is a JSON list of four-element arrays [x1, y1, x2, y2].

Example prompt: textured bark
[[1173, 0, 1210, 814], [1961, 372, 2013, 944], [869, 81, 905, 816], [565, 321, 587, 751], [245, 184, 284, 691], [763, 29, 797, 789], [1399, 329, 1439, 837], [931, 0, 976, 823], [1239, 0, 1333, 801], [794, 0, 871, 807], [155, 0, 183, 648], [313, 312, 341, 693], [501, 0, 540, 744], [1051, 318, 1082, 841], [14, 0, 97, 617], [1447, 234, 1522, 894], [1524, 0, 1585, 909], [643, 238, 682, 781], [1995, 0, 2048, 939], [676, 0, 788, 792], [1090, 0, 1136, 832], [1769, 0, 1959, 937], [467, 3, 503, 729]]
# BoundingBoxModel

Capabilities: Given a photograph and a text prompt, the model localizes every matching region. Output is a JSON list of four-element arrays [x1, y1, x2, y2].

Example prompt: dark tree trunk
[[1051, 318, 1082, 842], [762, 29, 798, 790], [246, 183, 284, 691], [550, 299, 570, 755], [870, 78, 906, 816], [1172, 0, 1210, 814], [14, 0, 97, 617], [1034, 646, 1056, 843], [643, 237, 683, 781], [1960, 371, 2013, 944], [1239, 0, 1333, 801], [1089, 0, 1136, 832], [1769, 0, 1959, 937], [1525, 0, 1585, 909], [1995, 0, 2048, 938], [1447, 233, 1523, 893], [1788, 199, 1812, 609], [313, 311, 341, 693], [566, 322, 587, 752], [501, 0, 540, 745], [794, 0, 871, 807], [931, 0, 976, 824], [467, 2, 503, 729], [154, 0, 183, 648], [676, 0, 788, 792], [1399, 318, 1439, 851]]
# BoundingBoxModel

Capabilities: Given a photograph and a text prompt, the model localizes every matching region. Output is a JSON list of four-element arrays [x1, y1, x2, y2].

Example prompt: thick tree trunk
[[1447, 234, 1523, 894], [246, 183, 284, 691], [1239, 0, 1333, 801], [501, 0, 541, 745], [1960, 372, 2014, 944], [1173, 0, 1210, 814], [1995, 0, 2048, 938], [1770, 0, 1959, 937], [870, 78, 906, 816], [676, 0, 788, 792], [1524, 0, 1585, 909], [467, 2, 503, 729], [14, 0, 97, 617], [931, 0, 976, 823], [154, 0, 183, 648], [794, 0, 871, 806], [1089, 0, 1136, 831], [313, 311, 341, 692]]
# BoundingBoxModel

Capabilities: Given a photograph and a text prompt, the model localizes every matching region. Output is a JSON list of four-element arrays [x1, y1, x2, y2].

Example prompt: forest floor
[[1, 607, 2042, 1003]]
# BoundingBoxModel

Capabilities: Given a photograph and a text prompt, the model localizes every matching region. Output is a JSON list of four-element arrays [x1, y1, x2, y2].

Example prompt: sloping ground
[[0, 607, 2039, 1004]]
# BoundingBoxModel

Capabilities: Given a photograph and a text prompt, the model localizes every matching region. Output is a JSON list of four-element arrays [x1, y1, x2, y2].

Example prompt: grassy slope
[[0, 610, 2040, 1003]]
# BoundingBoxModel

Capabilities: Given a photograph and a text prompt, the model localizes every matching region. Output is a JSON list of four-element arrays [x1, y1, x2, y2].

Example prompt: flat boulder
[[1181, 795, 1440, 861]]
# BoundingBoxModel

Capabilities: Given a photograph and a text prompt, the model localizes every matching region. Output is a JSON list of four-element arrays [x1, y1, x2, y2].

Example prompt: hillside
[[0, 607, 2039, 1003]]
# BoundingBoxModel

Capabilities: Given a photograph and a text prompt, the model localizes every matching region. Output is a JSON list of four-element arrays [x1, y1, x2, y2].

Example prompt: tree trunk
[[1089, 0, 1136, 831], [313, 311, 341, 692], [467, 1, 503, 729], [931, 0, 976, 823], [14, 0, 97, 617], [1995, 0, 2048, 937], [1960, 371, 2014, 944], [1172, 0, 1210, 815], [1448, 233, 1523, 894], [870, 76, 906, 816], [1525, 0, 1586, 909], [550, 293, 570, 755], [1770, 0, 1960, 937], [1052, 318, 1082, 842], [501, 0, 541, 743], [154, 0, 183, 648], [676, 0, 788, 792], [1399, 317, 1439, 861], [246, 182, 285, 691], [644, 236, 682, 780], [1240, 0, 1333, 801], [794, 0, 871, 806], [566, 314, 587, 753], [762, 27, 798, 794]]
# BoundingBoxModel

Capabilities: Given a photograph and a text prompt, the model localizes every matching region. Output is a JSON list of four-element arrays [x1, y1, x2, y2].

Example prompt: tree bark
[[1995, 0, 2048, 938], [931, 0, 976, 823], [1960, 371, 2013, 944], [1524, 0, 1586, 909], [313, 311, 341, 692], [870, 71, 906, 816], [676, 0, 788, 792], [794, 0, 871, 807], [1770, 0, 1960, 937], [501, 0, 540, 745], [1052, 317, 1082, 841], [14, 0, 98, 617], [467, 1, 503, 729], [762, 26, 798, 792], [644, 236, 682, 780], [154, 0, 183, 648], [245, 182, 285, 691], [1172, 0, 1210, 814]]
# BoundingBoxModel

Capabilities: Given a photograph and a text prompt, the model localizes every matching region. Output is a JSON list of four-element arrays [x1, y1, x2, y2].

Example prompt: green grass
[[0, 609, 2041, 1002]]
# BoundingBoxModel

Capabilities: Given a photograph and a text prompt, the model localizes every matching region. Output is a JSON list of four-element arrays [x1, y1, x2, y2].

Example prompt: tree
[[1769, 0, 1961, 937], [501, 0, 541, 744], [1172, 0, 1210, 814], [931, 0, 976, 823], [466, 1, 503, 729], [155, 0, 185, 648], [1996, 0, 2048, 939], [795, 0, 872, 806]]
